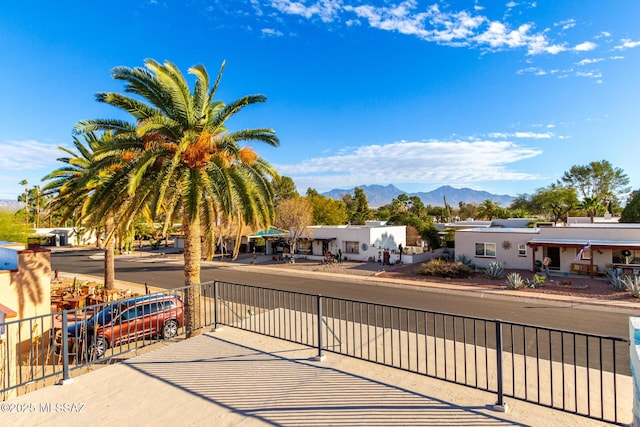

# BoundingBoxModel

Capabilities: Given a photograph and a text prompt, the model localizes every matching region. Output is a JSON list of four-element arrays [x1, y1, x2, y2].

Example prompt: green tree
[[620, 190, 640, 223], [273, 176, 299, 205], [76, 59, 279, 336], [18, 179, 29, 228], [476, 199, 499, 220], [529, 184, 579, 223], [0, 209, 31, 243], [42, 132, 121, 289], [306, 188, 347, 225], [560, 160, 630, 212], [344, 187, 371, 224]]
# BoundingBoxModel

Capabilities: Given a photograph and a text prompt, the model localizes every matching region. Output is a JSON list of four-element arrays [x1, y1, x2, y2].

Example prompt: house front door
[[545, 247, 561, 270]]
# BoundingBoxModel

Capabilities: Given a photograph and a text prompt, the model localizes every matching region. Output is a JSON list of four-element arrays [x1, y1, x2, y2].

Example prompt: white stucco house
[[455, 222, 640, 277], [250, 221, 431, 264]]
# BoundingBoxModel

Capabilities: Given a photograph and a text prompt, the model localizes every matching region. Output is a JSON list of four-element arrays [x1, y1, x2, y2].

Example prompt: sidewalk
[[2, 326, 617, 426]]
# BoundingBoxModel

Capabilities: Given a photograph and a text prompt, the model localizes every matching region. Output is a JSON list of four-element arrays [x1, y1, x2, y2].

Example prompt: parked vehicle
[[54, 293, 184, 358]]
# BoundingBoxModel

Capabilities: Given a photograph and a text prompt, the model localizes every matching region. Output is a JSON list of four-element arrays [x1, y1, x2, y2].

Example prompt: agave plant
[[455, 254, 475, 269], [484, 261, 505, 279], [505, 272, 524, 289], [605, 267, 627, 291], [623, 274, 640, 297]]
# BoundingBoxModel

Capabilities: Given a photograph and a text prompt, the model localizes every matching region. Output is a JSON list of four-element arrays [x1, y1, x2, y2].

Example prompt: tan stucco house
[[455, 223, 640, 278]]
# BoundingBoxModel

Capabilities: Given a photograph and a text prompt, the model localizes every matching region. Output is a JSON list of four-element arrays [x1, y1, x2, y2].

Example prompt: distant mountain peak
[[321, 185, 513, 208]]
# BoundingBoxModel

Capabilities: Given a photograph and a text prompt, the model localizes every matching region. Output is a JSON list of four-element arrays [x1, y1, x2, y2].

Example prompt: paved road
[[51, 249, 634, 340]]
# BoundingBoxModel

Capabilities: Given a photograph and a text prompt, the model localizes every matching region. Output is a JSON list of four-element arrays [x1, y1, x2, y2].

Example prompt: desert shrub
[[606, 267, 627, 291], [526, 274, 547, 288], [505, 272, 524, 289], [455, 254, 475, 269], [623, 274, 640, 297], [484, 262, 505, 279], [417, 259, 473, 279]]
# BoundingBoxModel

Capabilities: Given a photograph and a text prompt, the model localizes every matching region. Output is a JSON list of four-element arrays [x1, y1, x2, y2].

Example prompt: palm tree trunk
[[104, 212, 115, 290], [182, 208, 202, 337]]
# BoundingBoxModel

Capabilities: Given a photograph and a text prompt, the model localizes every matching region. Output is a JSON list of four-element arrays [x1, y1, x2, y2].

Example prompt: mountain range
[[321, 184, 515, 208]]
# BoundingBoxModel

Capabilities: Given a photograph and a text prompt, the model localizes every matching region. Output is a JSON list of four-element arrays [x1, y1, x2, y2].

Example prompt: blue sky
[[1, 1, 639, 202]]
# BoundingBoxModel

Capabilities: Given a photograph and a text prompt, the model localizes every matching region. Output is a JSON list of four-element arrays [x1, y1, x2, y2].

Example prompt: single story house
[[455, 223, 640, 277], [249, 221, 430, 264]]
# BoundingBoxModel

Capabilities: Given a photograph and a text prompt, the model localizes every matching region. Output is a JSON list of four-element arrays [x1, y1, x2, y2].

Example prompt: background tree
[[529, 184, 579, 223], [457, 201, 478, 220], [344, 187, 371, 224], [620, 190, 640, 223], [18, 179, 29, 228], [274, 197, 313, 262], [306, 188, 348, 225], [560, 160, 630, 212], [272, 175, 299, 205], [0, 209, 31, 243], [476, 199, 499, 220]]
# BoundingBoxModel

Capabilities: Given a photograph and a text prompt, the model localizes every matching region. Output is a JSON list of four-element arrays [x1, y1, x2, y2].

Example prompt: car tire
[[162, 320, 179, 339], [89, 337, 108, 359]]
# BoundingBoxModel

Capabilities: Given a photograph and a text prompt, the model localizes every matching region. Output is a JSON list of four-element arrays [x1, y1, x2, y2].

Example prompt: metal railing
[[1, 280, 631, 425], [213, 281, 631, 425]]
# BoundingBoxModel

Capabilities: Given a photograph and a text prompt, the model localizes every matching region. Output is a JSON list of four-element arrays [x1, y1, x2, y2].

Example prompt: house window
[[297, 240, 311, 254], [612, 249, 640, 264], [475, 242, 496, 258], [518, 244, 527, 257], [345, 241, 359, 254]]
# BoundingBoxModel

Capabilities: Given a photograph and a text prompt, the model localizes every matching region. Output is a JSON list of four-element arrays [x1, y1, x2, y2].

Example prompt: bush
[[623, 274, 640, 297], [455, 254, 475, 269], [484, 262, 505, 279], [606, 267, 627, 291], [417, 259, 473, 279], [505, 272, 525, 289]]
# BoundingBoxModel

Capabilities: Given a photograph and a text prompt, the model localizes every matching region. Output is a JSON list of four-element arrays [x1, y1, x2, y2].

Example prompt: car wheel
[[162, 320, 178, 339], [89, 337, 108, 359]]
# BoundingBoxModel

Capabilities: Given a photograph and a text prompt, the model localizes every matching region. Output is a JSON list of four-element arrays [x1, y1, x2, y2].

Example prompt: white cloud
[[576, 70, 603, 79], [487, 131, 552, 139], [555, 19, 576, 31], [261, 28, 283, 36], [574, 41, 596, 51], [576, 57, 603, 65], [267, 1, 572, 56], [276, 139, 542, 191], [614, 38, 640, 50], [269, 0, 342, 23], [0, 140, 64, 172]]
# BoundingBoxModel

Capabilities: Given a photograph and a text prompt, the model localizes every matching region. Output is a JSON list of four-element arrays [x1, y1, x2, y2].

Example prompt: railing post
[[315, 294, 325, 361], [58, 310, 73, 385], [213, 281, 220, 331], [493, 319, 507, 412]]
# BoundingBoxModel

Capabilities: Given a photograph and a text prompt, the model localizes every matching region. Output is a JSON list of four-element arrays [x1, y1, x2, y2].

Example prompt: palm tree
[[19, 179, 29, 228], [477, 199, 498, 220], [76, 59, 279, 335], [42, 132, 122, 290]]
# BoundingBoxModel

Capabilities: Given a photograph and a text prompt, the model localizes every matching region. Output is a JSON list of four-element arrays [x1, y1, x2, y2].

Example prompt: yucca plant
[[455, 254, 475, 269], [623, 274, 640, 297], [606, 267, 627, 291], [505, 272, 524, 289], [485, 261, 505, 279]]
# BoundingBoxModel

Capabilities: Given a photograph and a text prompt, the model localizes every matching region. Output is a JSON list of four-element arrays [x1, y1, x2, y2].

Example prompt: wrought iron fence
[[214, 281, 631, 425], [1, 280, 631, 425]]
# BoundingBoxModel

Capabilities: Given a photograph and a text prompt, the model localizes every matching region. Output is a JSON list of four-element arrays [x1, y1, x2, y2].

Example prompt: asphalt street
[[50, 249, 635, 340]]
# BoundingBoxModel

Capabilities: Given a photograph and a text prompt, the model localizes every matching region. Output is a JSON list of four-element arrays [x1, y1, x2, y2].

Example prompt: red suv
[[56, 294, 184, 358]]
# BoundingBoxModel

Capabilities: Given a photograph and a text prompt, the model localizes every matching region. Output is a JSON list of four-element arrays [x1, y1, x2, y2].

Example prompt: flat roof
[[528, 238, 640, 248]]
